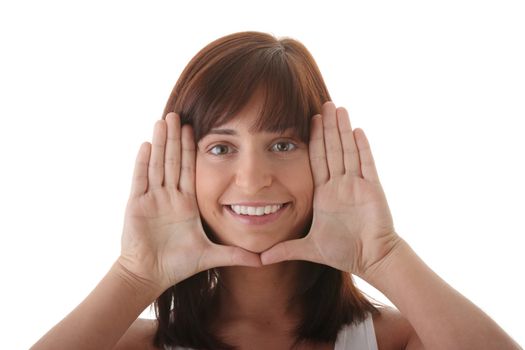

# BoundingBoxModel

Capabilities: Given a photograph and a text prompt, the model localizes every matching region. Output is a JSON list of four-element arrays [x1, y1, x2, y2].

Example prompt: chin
[[234, 238, 276, 254]]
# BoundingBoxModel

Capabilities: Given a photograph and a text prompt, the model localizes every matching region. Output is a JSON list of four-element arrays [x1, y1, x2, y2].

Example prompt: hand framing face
[[260, 101, 400, 277]]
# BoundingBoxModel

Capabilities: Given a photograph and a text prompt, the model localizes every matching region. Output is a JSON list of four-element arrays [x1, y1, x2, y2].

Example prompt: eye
[[209, 144, 232, 156], [271, 141, 297, 152]]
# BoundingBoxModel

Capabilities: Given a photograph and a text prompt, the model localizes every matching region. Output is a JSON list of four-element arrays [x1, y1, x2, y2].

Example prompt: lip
[[225, 202, 287, 206], [224, 202, 290, 225]]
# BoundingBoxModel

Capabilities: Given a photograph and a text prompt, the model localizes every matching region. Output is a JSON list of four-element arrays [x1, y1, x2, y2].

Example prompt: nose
[[234, 152, 273, 193]]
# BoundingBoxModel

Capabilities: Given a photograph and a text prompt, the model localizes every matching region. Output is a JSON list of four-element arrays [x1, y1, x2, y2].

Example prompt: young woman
[[31, 31, 521, 350]]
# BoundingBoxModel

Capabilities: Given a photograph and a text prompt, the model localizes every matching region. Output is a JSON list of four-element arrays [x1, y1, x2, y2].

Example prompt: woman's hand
[[118, 113, 261, 293], [260, 102, 401, 278]]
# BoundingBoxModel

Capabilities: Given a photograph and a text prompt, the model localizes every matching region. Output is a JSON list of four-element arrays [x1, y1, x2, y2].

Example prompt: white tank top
[[166, 313, 378, 350], [334, 313, 378, 350]]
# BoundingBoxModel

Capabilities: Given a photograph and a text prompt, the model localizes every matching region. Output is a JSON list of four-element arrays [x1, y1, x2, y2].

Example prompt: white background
[[1, 0, 524, 348]]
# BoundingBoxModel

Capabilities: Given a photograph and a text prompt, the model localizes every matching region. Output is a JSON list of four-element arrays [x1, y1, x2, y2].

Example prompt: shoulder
[[113, 318, 161, 350], [372, 306, 423, 350]]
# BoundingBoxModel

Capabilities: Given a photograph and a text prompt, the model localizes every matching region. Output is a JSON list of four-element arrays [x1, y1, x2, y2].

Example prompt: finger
[[179, 124, 196, 194], [130, 142, 151, 198], [321, 101, 345, 178], [201, 244, 262, 270], [260, 237, 323, 265], [309, 114, 329, 187], [148, 120, 167, 191], [336, 107, 362, 177], [354, 128, 380, 183], [164, 113, 181, 189]]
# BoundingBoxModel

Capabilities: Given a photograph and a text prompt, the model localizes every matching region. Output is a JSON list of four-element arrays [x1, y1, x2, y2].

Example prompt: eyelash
[[208, 141, 298, 156]]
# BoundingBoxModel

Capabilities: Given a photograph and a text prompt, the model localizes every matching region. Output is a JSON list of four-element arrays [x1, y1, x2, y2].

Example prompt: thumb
[[261, 237, 320, 265], [200, 243, 262, 270]]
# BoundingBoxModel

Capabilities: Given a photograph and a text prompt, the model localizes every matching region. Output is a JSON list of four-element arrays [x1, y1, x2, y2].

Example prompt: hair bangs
[[251, 62, 311, 143], [186, 43, 312, 143]]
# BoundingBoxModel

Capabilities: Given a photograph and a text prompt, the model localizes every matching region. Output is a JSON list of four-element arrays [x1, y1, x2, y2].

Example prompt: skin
[[31, 94, 521, 350]]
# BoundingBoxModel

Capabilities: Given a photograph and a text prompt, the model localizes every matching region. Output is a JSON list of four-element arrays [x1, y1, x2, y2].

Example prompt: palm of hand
[[122, 169, 210, 291], [123, 189, 204, 278], [308, 173, 395, 275]]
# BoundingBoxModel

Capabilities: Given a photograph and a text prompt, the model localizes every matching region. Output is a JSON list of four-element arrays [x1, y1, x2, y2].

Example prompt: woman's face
[[195, 96, 314, 253]]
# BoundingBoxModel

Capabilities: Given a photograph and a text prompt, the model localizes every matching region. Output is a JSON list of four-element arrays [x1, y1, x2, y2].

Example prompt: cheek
[[195, 158, 228, 215], [282, 159, 314, 208]]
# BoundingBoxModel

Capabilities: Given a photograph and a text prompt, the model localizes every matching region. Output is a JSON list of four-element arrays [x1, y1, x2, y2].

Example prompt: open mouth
[[226, 202, 289, 216], [223, 202, 290, 225]]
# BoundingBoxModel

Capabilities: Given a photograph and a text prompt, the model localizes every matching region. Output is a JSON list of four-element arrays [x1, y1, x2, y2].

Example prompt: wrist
[[358, 235, 409, 285], [112, 258, 166, 301]]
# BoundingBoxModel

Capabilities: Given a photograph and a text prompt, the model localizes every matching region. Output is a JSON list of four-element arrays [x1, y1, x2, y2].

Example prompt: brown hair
[[153, 31, 380, 350]]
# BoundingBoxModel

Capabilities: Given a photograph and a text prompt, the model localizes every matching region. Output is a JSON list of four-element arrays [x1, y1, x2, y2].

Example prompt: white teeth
[[230, 204, 284, 216]]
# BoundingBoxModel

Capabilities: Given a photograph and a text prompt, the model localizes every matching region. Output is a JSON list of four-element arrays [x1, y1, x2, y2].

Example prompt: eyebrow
[[202, 128, 300, 140], [207, 128, 238, 136], [206, 128, 297, 136]]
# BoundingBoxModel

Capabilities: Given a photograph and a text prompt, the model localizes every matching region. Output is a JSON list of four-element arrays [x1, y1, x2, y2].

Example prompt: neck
[[214, 260, 304, 323]]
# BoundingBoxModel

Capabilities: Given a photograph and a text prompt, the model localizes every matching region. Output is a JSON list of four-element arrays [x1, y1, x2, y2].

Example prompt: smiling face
[[195, 95, 314, 253]]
